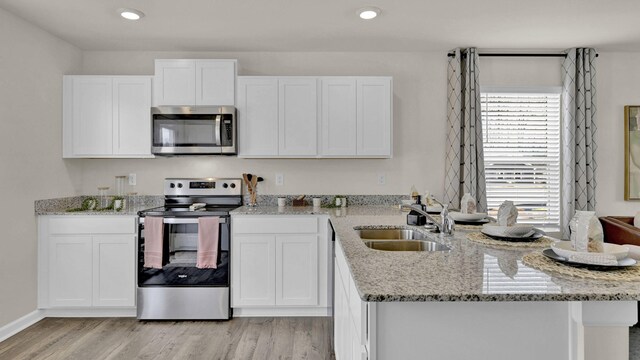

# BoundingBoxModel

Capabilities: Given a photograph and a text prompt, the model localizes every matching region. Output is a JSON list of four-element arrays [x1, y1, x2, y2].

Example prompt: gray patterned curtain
[[444, 48, 487, 212], [561, 48, 598, 239]]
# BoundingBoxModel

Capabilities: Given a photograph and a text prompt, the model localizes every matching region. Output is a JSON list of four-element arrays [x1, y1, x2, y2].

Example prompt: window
[[481, 88, 561, 230]]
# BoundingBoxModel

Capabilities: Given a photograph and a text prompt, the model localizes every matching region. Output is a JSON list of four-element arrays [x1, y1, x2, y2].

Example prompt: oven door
[[137, 216, 230, 287]]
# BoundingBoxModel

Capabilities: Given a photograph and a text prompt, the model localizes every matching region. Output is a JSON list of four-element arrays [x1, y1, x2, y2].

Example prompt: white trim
[[42, 308, 136, 318], [0, 310, 44, 343], [481, 85, 563, 94], [233, 307, 331, 317]]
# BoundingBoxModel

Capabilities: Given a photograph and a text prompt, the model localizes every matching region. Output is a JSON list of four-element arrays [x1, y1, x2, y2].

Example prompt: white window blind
[[481, 90, 561, 230]]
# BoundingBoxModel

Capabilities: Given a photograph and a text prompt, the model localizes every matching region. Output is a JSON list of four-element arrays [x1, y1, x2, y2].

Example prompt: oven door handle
[[214, 114, 222, 146], [139, 217, 227, 224]]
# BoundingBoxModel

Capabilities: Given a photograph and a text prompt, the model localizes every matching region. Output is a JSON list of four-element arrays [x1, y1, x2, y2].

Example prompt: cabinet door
[[49, 236, 93, 307], [92, 235, 136, 307], [71, 77, 113, 156], [334, 260, 351, 360], [196, 60, 236, 106], [275, 234, 318, 306], [113, 77, 152, 157], [237, 77, 279, 156], [356, 77, 392, 157], [154, 60, 196, 106], [321, 78, 357, 156], [278, 78, 318, 156], [232, 235, 276, 306]]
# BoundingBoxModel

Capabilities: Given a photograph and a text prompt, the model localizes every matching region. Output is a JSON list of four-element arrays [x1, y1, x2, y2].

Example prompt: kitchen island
[[234, 205, 640, 360]]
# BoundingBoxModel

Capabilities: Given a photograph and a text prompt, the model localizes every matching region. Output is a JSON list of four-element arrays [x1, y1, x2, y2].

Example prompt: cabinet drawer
[[48, 216, 136, 235], [233, 216, 318, 234]]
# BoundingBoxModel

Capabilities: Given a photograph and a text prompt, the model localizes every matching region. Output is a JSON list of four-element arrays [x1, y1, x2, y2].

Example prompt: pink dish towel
[[144, 217, 164, 269], [197, 216, 220, 269]]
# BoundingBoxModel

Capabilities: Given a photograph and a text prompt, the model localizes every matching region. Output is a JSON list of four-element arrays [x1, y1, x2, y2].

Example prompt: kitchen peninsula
[[232, 205, 640, 360]]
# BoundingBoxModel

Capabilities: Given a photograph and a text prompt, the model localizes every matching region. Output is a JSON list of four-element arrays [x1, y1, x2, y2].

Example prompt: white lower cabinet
[[334, 239, 369, 360], [38, 216, 136, 310], [276, 234, 318, 306], [233, 234, 276, 306], [48, 236, 93, 307], [231, 215, 329, 316]]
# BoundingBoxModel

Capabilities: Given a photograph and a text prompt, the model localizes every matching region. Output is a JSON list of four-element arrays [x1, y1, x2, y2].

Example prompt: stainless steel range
[[137, 178, 242, 320]]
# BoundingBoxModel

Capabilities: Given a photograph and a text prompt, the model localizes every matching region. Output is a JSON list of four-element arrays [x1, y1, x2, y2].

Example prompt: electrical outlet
[[128, 173, 137, 186], [378, 173, 386, 185], [275, 173, 284, 186]]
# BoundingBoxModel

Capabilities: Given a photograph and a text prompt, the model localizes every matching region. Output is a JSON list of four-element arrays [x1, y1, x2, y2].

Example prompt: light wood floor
[[0, 317, 334, 360]]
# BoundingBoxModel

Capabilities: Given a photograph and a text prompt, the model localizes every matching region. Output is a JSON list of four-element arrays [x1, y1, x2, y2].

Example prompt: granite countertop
[[234, 205, 640, 302], [231, 205, 332, 215], [35, 196, 163, 216]]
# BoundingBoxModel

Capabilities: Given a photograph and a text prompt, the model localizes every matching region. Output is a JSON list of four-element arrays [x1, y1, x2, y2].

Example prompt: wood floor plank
[[0, 317, 334, 360]]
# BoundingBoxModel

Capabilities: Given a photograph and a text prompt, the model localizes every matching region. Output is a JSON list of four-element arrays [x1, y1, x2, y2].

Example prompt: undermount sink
[[364, 240, 450, 252], [356, 228, 450, 252], [356, 229, 425, 240]]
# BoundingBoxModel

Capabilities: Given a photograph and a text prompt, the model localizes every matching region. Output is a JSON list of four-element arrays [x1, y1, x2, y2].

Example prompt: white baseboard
[[0, 310, 45, 343], [43, 308, 136, 318], [233, 307, 331, 317]]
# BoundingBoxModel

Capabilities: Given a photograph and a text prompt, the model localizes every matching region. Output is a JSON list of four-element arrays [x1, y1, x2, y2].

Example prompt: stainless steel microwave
[[151, 106, 236, 155]]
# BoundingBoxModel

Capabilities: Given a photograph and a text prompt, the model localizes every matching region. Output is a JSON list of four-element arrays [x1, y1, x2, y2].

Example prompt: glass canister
[[97, 187, 110, 208]]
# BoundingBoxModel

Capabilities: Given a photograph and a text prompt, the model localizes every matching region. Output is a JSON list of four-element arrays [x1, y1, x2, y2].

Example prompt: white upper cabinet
[[237, 76, 391, 158], [321, 77, 357, 156], [153, 60, 195, 106], [237, 77, 279, 157], [63, 75, 153, 158], [196, 60, 236, 106], [357, 77, 392, 157], [278, 78, 318, 156], [113, 77, 152, 156], [154, 59, 237, 106], [70, 77, 113, 156]]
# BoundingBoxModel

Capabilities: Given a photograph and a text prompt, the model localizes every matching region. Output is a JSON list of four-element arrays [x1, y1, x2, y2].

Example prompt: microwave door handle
[[214, 115, 222, 146]]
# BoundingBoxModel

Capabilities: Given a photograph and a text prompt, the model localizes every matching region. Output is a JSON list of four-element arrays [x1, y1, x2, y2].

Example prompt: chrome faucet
[[401, 204, 455, 235]]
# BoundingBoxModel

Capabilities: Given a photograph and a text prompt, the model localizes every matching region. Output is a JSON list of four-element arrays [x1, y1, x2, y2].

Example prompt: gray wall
[[0, 7, 82, 327]]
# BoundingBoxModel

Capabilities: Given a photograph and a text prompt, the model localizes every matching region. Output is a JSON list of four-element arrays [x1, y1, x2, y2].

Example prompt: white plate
[[551, 241, 629, 261], [449, 212, 487, 222], [482, 224, 534, 238], [542, 249, 637, 268]]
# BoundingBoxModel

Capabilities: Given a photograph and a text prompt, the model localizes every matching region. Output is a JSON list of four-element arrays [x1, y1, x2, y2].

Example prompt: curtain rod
[[446, 52, 599, 58]]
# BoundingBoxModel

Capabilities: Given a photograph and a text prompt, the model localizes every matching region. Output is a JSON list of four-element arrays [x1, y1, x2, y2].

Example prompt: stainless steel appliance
[[151, 106, 236, 155], [137, 178, 242, 320]]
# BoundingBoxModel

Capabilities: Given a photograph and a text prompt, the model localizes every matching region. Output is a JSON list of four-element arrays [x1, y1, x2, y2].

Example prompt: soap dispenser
[[407, 195, 427, 226]]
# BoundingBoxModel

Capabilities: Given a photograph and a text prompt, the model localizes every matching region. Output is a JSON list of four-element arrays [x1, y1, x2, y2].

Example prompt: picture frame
[[624, 105, 640, 200]]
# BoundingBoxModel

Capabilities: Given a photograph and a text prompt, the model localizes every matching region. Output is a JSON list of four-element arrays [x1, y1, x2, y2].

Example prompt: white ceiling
[[1, 0, 640, 52]]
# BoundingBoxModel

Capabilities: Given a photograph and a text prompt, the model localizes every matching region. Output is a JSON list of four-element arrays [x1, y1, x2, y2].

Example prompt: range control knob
[[177, 183, 183, 188], [230, 183, 236, 189], [169, 183, 175, 189], [223, 183, 229, 188]]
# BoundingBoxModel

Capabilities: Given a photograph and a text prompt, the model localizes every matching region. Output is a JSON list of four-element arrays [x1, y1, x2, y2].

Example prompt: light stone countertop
[[233, 205, 640, 302], [35, 196, 163, 216]]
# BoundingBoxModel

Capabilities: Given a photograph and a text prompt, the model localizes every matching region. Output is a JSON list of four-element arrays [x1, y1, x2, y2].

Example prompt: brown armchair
[[599, 216, 640, 246]]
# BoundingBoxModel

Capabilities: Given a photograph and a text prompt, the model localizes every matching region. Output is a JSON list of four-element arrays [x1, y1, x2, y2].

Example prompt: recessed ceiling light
[[358, 6, 381, 20], [118, 8, 145, 21]]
